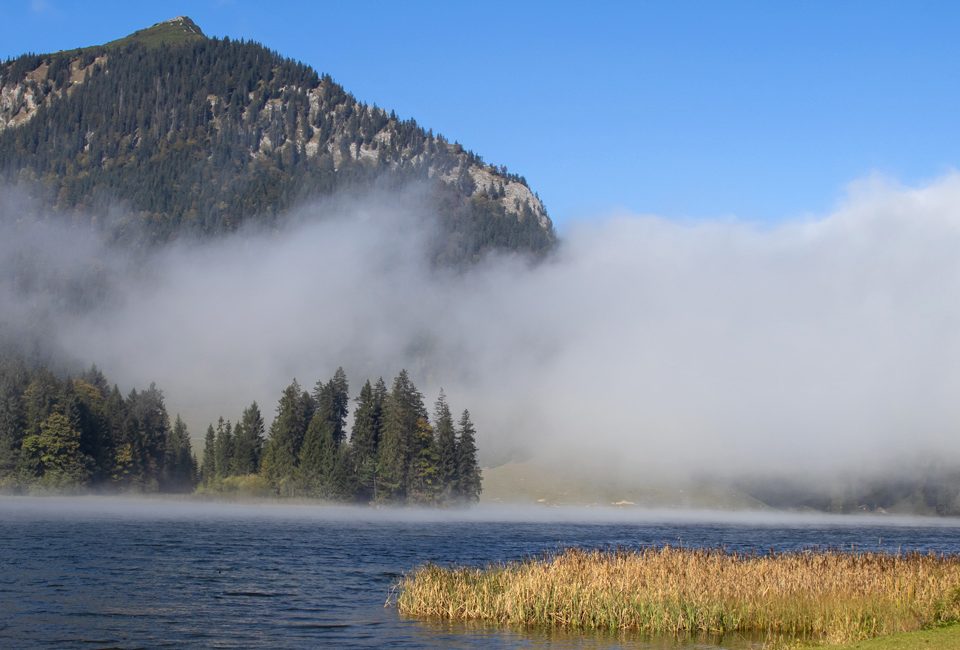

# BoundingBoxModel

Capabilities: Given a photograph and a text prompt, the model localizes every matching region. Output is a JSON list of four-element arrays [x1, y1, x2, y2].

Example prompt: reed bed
[[396, 547, 960, 645]]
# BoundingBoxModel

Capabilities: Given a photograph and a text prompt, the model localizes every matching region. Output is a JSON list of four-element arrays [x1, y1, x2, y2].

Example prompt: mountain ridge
[[0, 17, 554, 262]]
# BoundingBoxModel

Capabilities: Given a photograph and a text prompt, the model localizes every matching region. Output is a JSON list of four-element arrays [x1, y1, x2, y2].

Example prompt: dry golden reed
[[396, 547, 960, 644]]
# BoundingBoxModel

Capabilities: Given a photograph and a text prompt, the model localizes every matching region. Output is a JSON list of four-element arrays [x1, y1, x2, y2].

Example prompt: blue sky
[[3, 1, 959, 228]]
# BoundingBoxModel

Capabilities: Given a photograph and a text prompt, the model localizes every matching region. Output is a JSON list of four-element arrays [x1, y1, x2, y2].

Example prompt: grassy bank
[[397, 548, 960, 646], [804, 623, 960, 649]]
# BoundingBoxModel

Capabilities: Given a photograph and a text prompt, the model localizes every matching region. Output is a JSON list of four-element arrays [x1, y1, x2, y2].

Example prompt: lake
[[2, 497, 959, 648]]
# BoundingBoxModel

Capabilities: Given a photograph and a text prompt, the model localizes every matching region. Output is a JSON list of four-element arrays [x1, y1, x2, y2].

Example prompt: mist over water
[[4, 174, 960, 487], [4, 495, 958, 649], [6, 496, 960, 528]]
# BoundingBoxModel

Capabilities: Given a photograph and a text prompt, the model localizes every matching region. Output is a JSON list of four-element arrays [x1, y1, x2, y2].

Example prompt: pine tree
[[214, 417, 233, 479], [162, 414, 196, 492], [0, 359, 28, 477], [433, 390, 458, 500], [376, 370, 426, 502], [350, 379, 382, 500], [122, 384, 170, 491], [201, 424, 216, 486], [67, 378, 110, 484], [233, 401, 264, 474], [230, 419, 246, 476], [261, 379, 313, 495], [311, 367, 350, 447], [103, 385, 127, 485], [408, 417, 441, 504], [298, 411, 336, 497], [455, 410, 482, 503], [330, 444, 356, 500]]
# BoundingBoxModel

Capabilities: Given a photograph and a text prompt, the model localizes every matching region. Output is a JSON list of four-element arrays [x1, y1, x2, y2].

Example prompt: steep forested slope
[[0, 17, 555, 263]]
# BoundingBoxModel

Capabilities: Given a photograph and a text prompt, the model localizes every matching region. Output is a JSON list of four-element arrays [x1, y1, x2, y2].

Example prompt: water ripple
[[2, 499, 959, 648]]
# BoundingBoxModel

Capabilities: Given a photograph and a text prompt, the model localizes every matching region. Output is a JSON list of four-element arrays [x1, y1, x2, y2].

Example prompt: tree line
[[201, 368, 482, 504], [0, 358, 195, 492], [0, 358, 481, 504]]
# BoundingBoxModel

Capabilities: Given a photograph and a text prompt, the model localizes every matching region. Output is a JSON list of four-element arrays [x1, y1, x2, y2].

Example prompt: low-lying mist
[[3, 174, 960, 490], [4, 495, 960, 527]]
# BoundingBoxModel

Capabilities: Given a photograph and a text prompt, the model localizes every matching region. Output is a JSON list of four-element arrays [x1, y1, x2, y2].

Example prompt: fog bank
[[4, 174, 960, 486], [4, 496, 959, 527]]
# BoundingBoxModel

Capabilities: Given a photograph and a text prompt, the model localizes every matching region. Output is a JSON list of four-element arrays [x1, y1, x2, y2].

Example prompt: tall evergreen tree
[[455, 409, 482, 503], [0, 359, 29, 478], [232, 401, 264, 474], [408, 417, 441, 504], [66, 377, 111, 483], [376, 370, 426, 502], [433, 389, 458, 499], [298, 411, 336, 497], [214, 417, 233, 479], [200, 423, 216, 486], [122, 384, 170, 490], [311, 367, 350, 447], [103, 385, 127, 484], [261, 379, 313, 494], [350, 379, 382, 500], [162, 414, 197, 492], [327, 367, 349, 446]]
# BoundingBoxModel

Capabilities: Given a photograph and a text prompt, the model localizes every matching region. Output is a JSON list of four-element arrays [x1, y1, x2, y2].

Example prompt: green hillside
[[0, 17, 555, 263]]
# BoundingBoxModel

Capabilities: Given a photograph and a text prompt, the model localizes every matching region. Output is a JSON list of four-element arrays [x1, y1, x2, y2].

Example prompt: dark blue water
[[2, 497, 959, 649]]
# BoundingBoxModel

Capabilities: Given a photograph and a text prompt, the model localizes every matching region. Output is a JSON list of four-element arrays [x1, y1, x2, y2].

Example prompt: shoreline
[[4, 494, 960, 528], [397, 547, 960, 645]]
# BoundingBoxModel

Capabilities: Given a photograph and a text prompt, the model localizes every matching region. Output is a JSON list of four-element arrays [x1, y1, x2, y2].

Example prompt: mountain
[[0, 17, 554, 263]]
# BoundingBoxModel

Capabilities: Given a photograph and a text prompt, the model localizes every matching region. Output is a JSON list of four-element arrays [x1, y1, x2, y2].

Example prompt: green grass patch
[[105, 17, 206, 49], [804, 623, 960, 649]]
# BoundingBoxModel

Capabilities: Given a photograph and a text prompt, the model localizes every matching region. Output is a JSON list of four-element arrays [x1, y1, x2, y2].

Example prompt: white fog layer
[[3, 174, 960, 485]]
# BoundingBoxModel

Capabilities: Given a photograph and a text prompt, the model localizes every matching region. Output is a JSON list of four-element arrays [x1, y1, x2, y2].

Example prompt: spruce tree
[[102, 384, 127, 481], [350, 379, 382, 500], [408, 417, 441, 504], [230, 419, 246, 476], [298, 411, 336, 497], [330, 444, 356, 500], [328, 367, 349, 446], [233, 401, 264, 474], [455, 410, 482, 502], [0, 360, 28, 477], [262, 379, 313, 494], [376, 370, 426, 502], [311, 367, 350, 447], [433, 390, 458, 500], [162, 414, 196, 492], [200, 424, 216, 486], [214, 417, 234, 479], [122, 384, 170, 490], [67, 378, 111, 484]]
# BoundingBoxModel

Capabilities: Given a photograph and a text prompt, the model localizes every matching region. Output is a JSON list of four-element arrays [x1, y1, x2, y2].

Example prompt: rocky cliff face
[[0, 18, 553, 255], [0, 55, 103, 132]]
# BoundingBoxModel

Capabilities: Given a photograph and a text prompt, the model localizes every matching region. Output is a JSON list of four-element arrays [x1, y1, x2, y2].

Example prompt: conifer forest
[[0, 360, 481, 505]]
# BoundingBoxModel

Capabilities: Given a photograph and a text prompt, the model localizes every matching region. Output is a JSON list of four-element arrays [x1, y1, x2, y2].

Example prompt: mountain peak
[[107, 15, 206, 49], [161, 16, 204, 33], [0, 24, 555, 262]]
